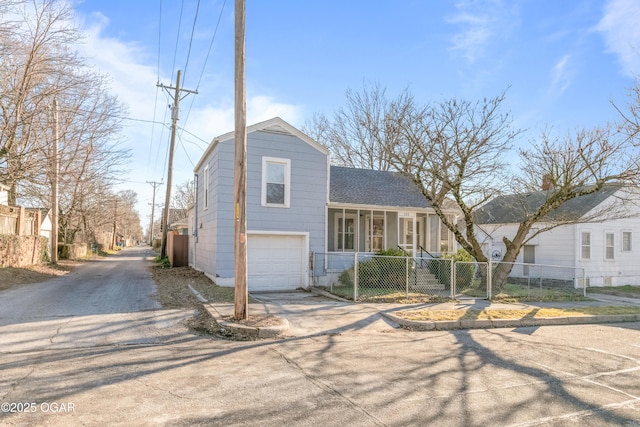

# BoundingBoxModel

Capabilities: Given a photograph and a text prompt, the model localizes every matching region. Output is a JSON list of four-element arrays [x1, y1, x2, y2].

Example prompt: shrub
[[338, 249, 409, 289]]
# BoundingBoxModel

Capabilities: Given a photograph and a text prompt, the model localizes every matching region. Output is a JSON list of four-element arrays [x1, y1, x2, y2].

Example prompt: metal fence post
[[449, 259, 454, 299], [487, 258, 493, 299], [582, 268, 587, 297], [405, 256, 409, 298], [353, 252, 358, 301]]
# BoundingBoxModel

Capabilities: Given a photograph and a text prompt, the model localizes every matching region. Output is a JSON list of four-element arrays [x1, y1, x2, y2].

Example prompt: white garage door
[[247, 234, 307, 291]]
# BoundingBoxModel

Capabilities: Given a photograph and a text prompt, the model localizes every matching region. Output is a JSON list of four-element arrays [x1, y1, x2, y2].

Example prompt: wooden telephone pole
[[51, 98, 59, 264], [157, 70, 197, 259], [147, 180, 162, 245], [233, 0, 248, 320]]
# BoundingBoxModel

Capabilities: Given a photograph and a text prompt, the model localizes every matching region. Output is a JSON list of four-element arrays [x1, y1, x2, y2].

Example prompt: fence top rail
[[492, 261, 585, 271]]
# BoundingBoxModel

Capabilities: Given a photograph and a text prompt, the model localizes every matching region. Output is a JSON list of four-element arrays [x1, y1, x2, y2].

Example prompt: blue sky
[[70, 0, 640, 228]]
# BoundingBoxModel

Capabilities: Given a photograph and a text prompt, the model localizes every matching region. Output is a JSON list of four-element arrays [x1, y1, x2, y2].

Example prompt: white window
[[622, 231, 632, 252], [262, 157, 290, 208], [365, 215, 385, 252], [581, 232, 590, 260], [335, 214, 356, 251], [605, 232, 614, 260], [203, 165, 209, 210]]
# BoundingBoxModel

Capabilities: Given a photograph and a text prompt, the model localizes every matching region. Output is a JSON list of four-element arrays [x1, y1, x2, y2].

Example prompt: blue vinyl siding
[[194, 128, 328, 279]]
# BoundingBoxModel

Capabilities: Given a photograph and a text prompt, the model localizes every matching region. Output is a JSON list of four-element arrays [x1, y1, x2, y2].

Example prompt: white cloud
[[596, 0, 640, 77], [447, 0, 519, 63], [71, 7, 302, 228], [550, 54, 573, 96]]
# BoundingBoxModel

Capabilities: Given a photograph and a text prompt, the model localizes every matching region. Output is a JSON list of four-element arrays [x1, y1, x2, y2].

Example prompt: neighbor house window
[[605, 232, 614, 260], [622, 231, 632, 252], [262, 157, 290, 207], [203, 165, 209, 210], [581, 232, 590, 259]]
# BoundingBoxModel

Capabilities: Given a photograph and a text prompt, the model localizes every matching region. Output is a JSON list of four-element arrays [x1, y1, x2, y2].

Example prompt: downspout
[[193, 173, 198, 268]]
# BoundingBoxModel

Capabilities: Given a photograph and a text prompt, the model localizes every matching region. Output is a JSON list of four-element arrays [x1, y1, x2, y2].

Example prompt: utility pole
[[147, 180, 163, 245], [157, 70, 197, 259], [110, 198, 118, 250], [233, 0, 248, 320], [51, 98, 59, 264]]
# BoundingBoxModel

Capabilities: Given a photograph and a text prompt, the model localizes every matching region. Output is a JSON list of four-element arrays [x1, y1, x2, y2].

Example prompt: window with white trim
[[335, 213, 356, 251], [581, 231, 590, 259], [262, 157, 290, 207], [203, 165, 209, 210], [605, 232, 614, 260], [622, 231, 632, 252]]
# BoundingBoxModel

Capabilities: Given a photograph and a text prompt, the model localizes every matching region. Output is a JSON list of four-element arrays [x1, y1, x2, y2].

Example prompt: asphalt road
[[1, 248, 640, 426]]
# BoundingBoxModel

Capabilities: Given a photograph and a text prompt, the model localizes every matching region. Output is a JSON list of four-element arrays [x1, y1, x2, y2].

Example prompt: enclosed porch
[[327, 207, 455, 256]]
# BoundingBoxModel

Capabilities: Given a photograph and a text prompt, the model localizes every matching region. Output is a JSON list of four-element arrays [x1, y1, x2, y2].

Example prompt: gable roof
[[474, 184, 622, 224], [329, 166, 433, 208], [194, 117, 328, 172]]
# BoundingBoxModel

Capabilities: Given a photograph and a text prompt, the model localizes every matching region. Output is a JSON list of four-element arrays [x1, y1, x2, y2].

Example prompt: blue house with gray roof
[[190, 117, 458, 291]]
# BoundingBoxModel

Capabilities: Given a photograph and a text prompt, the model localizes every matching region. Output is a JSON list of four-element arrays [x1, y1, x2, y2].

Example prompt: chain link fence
[[312, 252, 453, 301], [488, 261, 586, 299], [453, 261, 490, 299], [312, 253, 587, 301]]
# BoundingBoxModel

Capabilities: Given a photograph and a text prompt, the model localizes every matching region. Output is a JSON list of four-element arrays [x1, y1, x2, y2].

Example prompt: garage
[[247, 233, 308, 291]]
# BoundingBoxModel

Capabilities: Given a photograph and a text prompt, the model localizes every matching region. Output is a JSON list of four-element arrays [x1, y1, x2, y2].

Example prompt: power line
[[181, 0, 228, 138], [182, 0, 201, 86], [150, 0, 163, 175], [170, 0, 185, 84]]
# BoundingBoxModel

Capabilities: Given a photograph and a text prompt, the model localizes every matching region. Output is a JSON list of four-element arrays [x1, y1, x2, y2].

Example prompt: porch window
[[605, 232, 614, 260], [440, 219, 450, 252], [427, 214, 452, 253], [336, 214, 356, 251], [581, 232, 590, 259], [262, 157, 290, 208], [366, 216, 385, 252]]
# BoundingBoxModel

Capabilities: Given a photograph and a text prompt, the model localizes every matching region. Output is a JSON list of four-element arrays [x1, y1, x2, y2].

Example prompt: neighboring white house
[[190, 117, 459, 291], [475, 185, 640, 287]]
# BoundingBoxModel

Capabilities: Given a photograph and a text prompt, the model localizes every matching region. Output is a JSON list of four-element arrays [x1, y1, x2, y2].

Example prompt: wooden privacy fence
[[0, 204, 40, 236]]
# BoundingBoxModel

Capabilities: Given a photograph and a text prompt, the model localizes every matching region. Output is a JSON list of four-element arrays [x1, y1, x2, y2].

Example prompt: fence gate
[[451, 261, 491, 299]]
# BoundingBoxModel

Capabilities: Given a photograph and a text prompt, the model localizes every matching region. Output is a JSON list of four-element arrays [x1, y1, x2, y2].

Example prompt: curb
[[188, 285, 290, 339], [381, 312, 640, 331], [204, 304, 290, 339]]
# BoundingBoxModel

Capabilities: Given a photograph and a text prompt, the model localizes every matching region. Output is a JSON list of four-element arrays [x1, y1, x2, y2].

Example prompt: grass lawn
[[323, 281, 589, 304], [396, 305, 640, 322], [322, 284, 447, 303], [588, 285, 640, 298], [490, 283, 590, 303]]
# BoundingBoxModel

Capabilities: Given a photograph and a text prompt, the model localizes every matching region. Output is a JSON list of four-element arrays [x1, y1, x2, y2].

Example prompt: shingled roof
[[329, 166, 432, 208], [474, 184, 623, 224]]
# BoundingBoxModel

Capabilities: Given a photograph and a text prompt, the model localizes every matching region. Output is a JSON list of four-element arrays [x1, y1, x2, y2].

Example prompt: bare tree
[[0, 0, 79, 203], [0, 0, 131, 248], [172, 179, 195, 211], [304, 82, 420, 171], [316, 85, 640, 290]]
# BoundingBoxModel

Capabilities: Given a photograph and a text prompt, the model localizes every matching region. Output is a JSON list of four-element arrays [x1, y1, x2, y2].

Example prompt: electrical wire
[[170, 0, 185, 84], [180, 0, 227, 141], [148, 0, 163, 170], [182, 0, 200, 86]]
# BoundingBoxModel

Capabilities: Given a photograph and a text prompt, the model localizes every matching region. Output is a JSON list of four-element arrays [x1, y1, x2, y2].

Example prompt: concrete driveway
[[249, 291, 403, 336]]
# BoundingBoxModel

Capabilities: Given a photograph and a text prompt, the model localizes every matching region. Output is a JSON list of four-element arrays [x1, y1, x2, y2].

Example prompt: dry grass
[[396, 305, 640, 322], [0, 261, 82, 291]]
